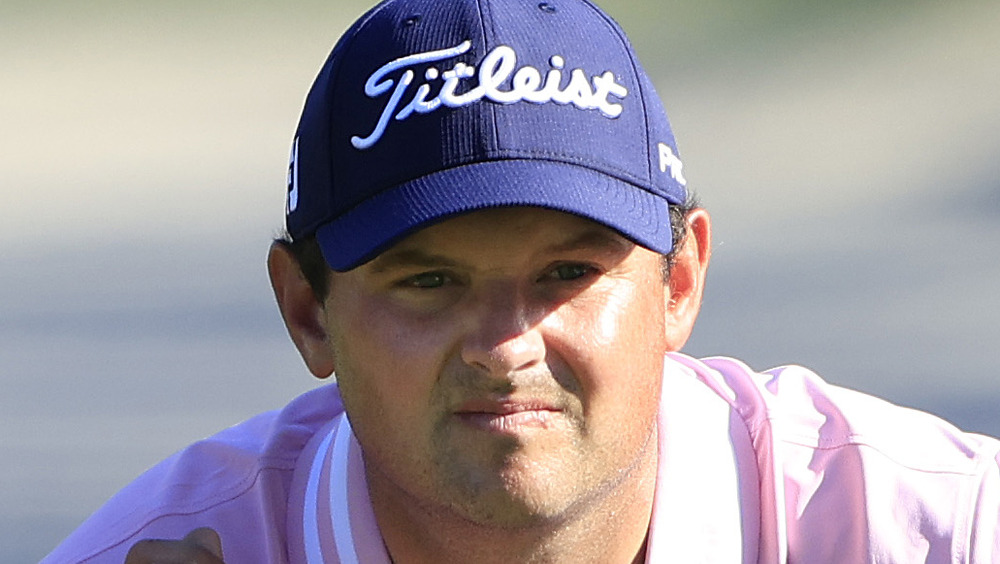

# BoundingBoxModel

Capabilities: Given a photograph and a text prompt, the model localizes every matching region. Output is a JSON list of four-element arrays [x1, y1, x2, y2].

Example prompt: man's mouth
[[453, 399, 562, 433]]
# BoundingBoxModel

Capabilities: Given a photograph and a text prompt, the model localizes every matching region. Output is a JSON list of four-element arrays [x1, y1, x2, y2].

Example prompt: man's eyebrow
[[547, 228, 634, 256], [367, 249, 462, 273], [368, 227, 633, 273]]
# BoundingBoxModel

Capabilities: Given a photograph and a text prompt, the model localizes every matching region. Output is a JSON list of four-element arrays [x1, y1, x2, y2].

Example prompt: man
[[45, 0, 1000, 562]]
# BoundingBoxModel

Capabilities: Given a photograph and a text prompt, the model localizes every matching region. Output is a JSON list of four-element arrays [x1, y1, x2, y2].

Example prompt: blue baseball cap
[[286, 0, 688, 271]]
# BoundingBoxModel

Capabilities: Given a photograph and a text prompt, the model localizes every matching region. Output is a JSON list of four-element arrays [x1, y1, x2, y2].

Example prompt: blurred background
[[2, 0, 999, 560]]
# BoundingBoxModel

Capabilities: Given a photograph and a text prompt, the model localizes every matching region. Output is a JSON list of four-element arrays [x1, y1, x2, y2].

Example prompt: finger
[[184, 527, 224, 560], [124, 530, 225, 564]]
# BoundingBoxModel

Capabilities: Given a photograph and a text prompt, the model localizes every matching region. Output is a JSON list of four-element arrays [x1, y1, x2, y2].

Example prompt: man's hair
[[277, 195, 700, 302]]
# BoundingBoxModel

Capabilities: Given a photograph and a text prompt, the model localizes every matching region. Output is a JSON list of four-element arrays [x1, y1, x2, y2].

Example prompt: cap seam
[[474, 0, 502, 154]]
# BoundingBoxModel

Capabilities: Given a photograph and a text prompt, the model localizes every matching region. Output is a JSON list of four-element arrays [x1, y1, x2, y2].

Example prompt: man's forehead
[[365, 206, 637, 269]]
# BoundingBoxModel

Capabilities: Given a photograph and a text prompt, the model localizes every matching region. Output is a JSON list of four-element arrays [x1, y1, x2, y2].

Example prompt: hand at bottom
[[124, 527, 224, 563]]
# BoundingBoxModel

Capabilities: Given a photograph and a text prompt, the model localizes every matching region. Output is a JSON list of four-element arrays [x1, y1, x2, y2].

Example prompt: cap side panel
[[287, 0, 406, 238], [578, 0, 656, 186]]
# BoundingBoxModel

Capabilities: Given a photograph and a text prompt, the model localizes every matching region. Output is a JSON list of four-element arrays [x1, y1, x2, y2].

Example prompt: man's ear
[[267, 241, 336, 379], [663, 208, 712, 351]]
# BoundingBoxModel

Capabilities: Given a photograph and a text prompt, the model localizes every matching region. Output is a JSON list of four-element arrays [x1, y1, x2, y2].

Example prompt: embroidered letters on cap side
[[286, 136, 300, 214], [658, 142, 686, 186]]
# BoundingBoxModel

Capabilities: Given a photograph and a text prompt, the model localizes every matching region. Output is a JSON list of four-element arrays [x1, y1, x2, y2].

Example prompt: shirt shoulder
[[673, 354, 999, 471], [666, 353, 1000, 562], [42, 383, 345, 564]]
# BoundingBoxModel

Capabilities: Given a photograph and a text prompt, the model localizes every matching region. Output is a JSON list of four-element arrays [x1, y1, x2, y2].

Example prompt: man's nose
[[459, 284, 546, 377]]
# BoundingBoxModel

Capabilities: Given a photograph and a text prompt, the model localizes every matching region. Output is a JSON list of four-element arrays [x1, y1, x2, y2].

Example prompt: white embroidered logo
[[286, 137, 300, 214], [351, 41, 629, 150], [658, 142, 686, 186]]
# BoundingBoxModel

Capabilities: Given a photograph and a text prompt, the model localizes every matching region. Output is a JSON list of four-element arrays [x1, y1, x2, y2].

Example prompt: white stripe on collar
[[303, 424, 335, 564], [302, 413, 391, 564], [330, 416, 361, 564]]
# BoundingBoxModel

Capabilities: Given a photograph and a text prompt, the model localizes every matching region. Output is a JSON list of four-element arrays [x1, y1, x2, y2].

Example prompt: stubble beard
[[426, 411, 658, 533]]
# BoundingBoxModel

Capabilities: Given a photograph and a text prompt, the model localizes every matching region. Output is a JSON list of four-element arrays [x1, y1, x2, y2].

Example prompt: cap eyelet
[[403, 14, 422, 26], [538, 2, 557, 14]]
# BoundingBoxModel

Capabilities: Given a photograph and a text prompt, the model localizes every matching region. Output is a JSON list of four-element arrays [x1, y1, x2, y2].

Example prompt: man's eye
[[404, 271, 448, 288], [548, 263, 592, 281]]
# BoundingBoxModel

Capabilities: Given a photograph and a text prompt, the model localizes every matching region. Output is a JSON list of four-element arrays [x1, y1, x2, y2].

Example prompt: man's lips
[[453, 399, 563, 433]]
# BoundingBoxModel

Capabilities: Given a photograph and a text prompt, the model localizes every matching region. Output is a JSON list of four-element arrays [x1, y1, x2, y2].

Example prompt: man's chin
[[447, 493, 574, 530], [435, 464, 586, 529]]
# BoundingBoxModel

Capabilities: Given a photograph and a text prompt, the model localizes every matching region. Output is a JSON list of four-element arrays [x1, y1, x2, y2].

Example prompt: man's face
[[321, 207, 669, 527]]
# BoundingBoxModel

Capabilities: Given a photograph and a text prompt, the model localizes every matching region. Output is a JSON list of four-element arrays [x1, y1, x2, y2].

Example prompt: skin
[[124, 528, 223, 563], [126, 206, 712, 563]]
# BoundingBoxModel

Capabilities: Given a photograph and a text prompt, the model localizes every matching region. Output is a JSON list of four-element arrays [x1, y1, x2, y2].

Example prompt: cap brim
[[315, 159, 676, 271]]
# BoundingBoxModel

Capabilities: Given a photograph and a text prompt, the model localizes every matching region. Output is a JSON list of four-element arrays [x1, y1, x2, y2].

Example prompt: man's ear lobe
[[267, 241, 336, 379], [663, 208, 712, 351]]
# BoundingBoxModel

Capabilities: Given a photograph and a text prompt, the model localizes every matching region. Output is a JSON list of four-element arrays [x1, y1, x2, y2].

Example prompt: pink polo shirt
[[43, 354, 1000, 563]]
